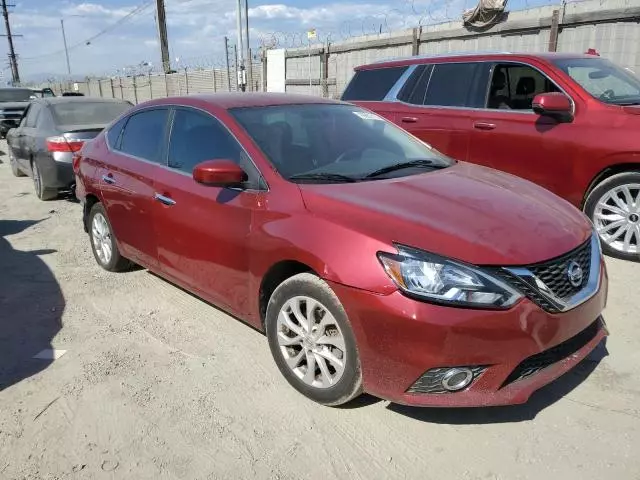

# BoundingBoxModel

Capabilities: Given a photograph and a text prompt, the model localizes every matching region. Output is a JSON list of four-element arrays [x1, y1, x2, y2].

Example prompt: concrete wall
[[279, 0, 640, 97]]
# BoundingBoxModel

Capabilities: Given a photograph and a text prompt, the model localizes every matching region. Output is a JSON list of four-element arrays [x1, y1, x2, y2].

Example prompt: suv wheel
[[88, 203, 131, 272], [585, 171, 640, 261], [265, 273, 363, 406]]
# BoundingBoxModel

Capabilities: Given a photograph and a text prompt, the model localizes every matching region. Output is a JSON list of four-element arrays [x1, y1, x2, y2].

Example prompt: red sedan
[[73, 93, 608, 407]]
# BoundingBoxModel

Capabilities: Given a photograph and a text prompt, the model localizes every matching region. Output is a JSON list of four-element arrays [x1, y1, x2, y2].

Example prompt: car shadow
[[0, 219, 64, 391], [386, 338, 608, 424]]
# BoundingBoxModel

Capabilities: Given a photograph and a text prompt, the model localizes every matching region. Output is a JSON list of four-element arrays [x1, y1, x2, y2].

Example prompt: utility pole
[[156, 0, 171, 73], [224, 36, 231, 91], [235, 0, 245, 91], [1, 0, 20, 84], [60, 19, 71, 75], [243, 0, 251, 91]]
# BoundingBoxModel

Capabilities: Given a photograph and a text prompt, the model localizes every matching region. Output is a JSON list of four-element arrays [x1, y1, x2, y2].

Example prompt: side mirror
[[193, 159, 247, 187], [532, 93, 573, 122]]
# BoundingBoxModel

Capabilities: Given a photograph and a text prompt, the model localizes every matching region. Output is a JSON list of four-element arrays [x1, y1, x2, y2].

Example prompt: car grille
[[492, 238, 593, 314], [502, 318, 601, 387]]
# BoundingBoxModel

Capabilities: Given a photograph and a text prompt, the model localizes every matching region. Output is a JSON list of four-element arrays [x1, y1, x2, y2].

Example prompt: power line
[[20, 0, 155, 62]]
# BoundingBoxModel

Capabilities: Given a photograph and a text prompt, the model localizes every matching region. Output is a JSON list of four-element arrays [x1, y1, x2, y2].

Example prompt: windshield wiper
[[364, 159, 439, 179], [288, 172, 358, 183]]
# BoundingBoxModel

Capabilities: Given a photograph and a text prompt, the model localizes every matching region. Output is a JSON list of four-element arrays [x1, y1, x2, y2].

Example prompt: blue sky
[[2, 0, 550, 80]]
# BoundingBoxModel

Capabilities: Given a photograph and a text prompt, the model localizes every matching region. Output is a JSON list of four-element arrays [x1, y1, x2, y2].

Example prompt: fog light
[[441, 367, 474, 391]]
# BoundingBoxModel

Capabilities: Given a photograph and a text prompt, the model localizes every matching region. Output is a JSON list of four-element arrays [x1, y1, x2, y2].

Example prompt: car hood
[[298, 162, 592, 266]]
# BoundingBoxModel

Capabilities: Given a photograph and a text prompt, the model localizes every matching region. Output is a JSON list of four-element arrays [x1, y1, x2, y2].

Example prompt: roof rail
[[369, 51, 515, 65]]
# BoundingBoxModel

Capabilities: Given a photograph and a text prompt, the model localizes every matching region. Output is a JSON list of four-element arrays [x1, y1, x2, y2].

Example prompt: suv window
[[119, 108, 169, 163], [341, 67, 407, 101], [486, 63, 560, 110], [399, 63, 479, 107], [25, 104, 41, 128], [168, 108, 250, 176]]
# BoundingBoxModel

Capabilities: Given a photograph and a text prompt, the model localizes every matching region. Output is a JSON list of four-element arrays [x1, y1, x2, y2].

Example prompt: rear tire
[[31, 159, 58, 201], [584, 171, 640, 262], [88, 203, 131, 272], [265, 272, 363, 406]]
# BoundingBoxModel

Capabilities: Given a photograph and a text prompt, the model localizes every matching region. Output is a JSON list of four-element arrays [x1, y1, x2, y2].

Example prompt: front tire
[[88, 203, 131, 272], [266, 273, 362, 406], [584, 171, 640, 261]]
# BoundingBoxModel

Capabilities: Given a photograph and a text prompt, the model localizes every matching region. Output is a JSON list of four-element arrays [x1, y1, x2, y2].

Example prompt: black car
[[0, 87, 34, 138], [7, 97, 132, 200]]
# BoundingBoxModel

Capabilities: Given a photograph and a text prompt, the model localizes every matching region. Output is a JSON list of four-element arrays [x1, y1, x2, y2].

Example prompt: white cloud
[[6, 0, 467, 80]]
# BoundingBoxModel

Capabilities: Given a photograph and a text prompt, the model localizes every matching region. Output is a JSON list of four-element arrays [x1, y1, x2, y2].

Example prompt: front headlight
[[378, 245, 522, 309]]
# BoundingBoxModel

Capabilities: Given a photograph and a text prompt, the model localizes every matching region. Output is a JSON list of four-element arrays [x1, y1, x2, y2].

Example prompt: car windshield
[[230, 103, 452, 182], [553, 57, 640, 105], [51, 101, 131, 126], [0, 89, 33, 102]]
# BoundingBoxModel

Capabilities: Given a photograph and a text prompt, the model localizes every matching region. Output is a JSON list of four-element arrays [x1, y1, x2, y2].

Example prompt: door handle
[[154, 193, 176, 206], [473, 122, 497, 131], [102, 174, 116, 184], [400, 116, 418, 123]]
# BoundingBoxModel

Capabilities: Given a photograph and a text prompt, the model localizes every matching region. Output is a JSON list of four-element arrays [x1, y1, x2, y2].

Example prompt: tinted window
[[424, 63, 478, 107], [25, 104, 41, 128], [106, 116, 127, 149], [168, 108, 243, 174], [231, 104, 452, 182], [398, 65, 430, 104], [119, 109, 169, 163], [341, 67, 407, 101], [0, 88, 33, 102], [51, 102, 131, 126], [486, 63, 560, 110], [553, 57, 640, 105]]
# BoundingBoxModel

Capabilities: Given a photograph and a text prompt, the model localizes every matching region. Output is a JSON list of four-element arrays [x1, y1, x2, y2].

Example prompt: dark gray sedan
[[7, 97, 132, 200]]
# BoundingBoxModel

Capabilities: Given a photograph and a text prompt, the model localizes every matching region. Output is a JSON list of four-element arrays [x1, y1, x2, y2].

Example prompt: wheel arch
[[582, 163, 640, 209], [258, 260, 317, 330]]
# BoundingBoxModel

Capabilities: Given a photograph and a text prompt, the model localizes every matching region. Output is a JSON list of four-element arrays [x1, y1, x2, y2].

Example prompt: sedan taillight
[[46, 136, 84, 152]]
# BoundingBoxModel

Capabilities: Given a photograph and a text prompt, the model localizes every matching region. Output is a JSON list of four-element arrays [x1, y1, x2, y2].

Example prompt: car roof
[[357, 51, 599, 70], [35, 97, 130, 106], [144, 92, 344, 110]]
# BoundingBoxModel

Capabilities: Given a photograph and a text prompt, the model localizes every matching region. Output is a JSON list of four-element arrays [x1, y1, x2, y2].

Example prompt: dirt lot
[[1, 140, 639, 480]]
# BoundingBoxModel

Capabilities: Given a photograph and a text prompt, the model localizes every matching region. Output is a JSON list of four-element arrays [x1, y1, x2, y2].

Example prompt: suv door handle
[[154, 193, 176, 206], [400, 116, 418, 123], [102, 174, 116, 184], [473, 122, 497, 131]]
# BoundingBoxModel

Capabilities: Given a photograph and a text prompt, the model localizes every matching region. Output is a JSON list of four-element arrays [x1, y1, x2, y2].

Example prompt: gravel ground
[[1, 139, 639, 480]]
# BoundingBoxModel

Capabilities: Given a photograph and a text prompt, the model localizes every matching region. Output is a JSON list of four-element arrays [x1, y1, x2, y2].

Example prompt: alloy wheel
[[91, 212, 113, 265], [276, 296, 347, 389], [593, 183, 640, 255]]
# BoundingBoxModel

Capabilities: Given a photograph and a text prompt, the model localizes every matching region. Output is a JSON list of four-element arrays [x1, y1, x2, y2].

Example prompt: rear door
[[98, 107, 170, 269], [18, 103, 42, 171], [153, 106, 263, 314], [389, 62, 484, 161], [467, 61, 576, 198]]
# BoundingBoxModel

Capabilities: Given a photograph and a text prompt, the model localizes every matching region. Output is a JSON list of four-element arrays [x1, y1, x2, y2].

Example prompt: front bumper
[[329, 261, 608, 407]]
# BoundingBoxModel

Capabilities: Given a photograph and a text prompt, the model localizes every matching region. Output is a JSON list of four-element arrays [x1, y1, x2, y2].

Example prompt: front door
[[467, 62, 578, 200], [98, 107, 170, 269], [153, 107, 264, 315]]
